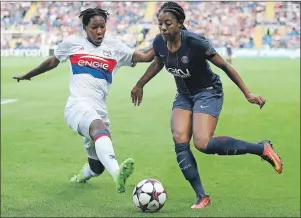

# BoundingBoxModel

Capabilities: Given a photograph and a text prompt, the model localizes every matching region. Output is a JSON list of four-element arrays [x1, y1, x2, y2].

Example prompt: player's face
[[158, 12, 182, 41], [85, 15, 107, 46]]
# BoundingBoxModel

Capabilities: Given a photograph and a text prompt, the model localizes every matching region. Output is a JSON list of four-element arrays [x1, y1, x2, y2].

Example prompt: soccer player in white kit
[[12, 7, 155, 193]]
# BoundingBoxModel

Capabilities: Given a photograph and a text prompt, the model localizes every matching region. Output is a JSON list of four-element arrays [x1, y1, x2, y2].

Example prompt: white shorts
[[64, 102, 110, 160]]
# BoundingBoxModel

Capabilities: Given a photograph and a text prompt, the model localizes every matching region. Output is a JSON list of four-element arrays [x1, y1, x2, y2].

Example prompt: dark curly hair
[[79, 7, 110, 27], [157, 1, 187, 30]]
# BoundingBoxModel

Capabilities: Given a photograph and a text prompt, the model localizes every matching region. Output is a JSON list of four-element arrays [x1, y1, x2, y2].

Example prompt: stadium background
[[1, 2, 300, 56], [1, 1, 300, 217]]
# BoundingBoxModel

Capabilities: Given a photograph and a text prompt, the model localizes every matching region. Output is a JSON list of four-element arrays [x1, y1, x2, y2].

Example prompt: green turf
[[1, 57, 300, 217]]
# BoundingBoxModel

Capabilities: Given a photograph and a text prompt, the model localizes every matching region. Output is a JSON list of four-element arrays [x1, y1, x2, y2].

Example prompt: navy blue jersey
[[153, 30, 219, 94]]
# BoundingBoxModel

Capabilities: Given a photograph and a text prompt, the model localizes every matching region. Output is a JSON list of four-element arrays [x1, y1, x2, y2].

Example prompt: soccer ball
[[132, 178, 167, 212]]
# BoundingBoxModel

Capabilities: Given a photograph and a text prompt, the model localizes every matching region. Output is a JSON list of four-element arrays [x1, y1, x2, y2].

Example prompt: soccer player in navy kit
[[225, 41, 233, 64], [131, 2, 283, 209]]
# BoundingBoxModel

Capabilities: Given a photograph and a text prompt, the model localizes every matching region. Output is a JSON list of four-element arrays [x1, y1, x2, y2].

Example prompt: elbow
[[44, 60, 59, 71], [48, 62, 59, 71], [146, 57, 154, 63], [52, 62, 59, 69], [133, 50, 154, 63], [220, 63, 229, 72], [141, 54, 154, 63], [144, 52, 155, 63], [50, 57, 60, 69]]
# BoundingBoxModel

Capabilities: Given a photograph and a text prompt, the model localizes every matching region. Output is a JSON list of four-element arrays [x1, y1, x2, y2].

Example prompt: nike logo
[[200, 105, 210, 108], [159, 54, 166, 57], [109, 155, 116, 160], [178, 158, 186, 165]]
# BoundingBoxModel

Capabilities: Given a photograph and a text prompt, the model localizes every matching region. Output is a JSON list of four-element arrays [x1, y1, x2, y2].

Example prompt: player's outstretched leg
[[91, 125, 134, 193], [197, 136, 283, 174], [192, 112, 283, 174], [70, 158, 105, 183], [114, 158, 135, 193], [259, 140, 283, 174]]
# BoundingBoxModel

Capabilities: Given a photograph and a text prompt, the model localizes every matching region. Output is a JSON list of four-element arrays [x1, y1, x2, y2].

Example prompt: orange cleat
[[260, 140, 283, 174], [191, 196, 211, 209]]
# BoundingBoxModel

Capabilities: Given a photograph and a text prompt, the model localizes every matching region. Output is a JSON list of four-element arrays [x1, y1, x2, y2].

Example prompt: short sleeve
[[152, 35, 161, 57], [117, 42, 135, 67], [196, 36, 217, 59], [54, 37, 72, 63]]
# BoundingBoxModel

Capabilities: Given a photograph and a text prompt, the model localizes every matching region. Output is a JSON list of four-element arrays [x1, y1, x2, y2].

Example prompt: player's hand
[[12, 74, 31, 82], [131, 85, 143, 106], [245, 93, 266, 109]]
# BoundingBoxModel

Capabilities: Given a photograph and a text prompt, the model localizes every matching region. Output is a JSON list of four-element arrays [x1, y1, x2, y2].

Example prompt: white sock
[[83, 165, 97, 180], [94, 136, 119, 180]]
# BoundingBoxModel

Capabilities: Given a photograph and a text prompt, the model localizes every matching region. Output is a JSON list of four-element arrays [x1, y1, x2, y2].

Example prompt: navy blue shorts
[[172, 81, 224, 118]]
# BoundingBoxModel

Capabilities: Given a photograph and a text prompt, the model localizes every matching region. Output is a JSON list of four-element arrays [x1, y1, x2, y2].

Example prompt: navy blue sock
[[175, 143, 207, 197], [202, 136, 264, 156]]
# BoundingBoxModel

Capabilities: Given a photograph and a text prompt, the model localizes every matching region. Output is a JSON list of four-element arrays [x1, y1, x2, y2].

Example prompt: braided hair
[[157, 1, 187, 30], [79, 7, 110, 27]]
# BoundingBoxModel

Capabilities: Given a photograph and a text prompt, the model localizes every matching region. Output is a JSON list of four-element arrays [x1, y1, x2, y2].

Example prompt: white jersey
[[54, 34, 134, 110]]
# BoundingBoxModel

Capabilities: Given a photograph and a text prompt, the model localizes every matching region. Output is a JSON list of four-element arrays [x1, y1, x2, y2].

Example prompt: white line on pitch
[[1, 99, 17, 105]]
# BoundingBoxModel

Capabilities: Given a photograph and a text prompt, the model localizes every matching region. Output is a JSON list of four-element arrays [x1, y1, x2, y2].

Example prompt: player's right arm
[[12, 56, 60, 82], [131, 55, 164, 106], [12, 36, 71, 82]]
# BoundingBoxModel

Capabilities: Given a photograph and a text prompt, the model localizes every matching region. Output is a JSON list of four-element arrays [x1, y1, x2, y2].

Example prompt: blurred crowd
[[1, 1, 300, 49], [1, 2, 147, 49], [177, 1, 300, 49]]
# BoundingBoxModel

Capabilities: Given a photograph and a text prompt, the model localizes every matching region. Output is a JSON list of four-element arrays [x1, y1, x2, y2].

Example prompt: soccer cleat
[[191, 195, 211, 209], [115, 158, 135, 193], [260, 140, 283, 174], [70, 163, 88, 183]]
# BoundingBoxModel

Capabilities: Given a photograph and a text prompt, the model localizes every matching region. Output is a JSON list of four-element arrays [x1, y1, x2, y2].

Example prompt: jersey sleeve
[[54, 36, 72, 62], [116, 42, 135, 67], [152, 35, 161, 57], [196, 36, 217, 59]]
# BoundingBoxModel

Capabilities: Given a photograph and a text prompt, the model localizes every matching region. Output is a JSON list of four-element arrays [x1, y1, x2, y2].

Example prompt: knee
[[88, 158, 105, 175], [193, 137, 210, 152], [89, 119, 107, 139], [172, 130, 190, 144]]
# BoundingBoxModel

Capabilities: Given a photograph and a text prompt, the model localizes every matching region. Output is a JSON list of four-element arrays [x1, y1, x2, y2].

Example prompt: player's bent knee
[[89, 119, 107, 139], [88, 158, 105, 175], [193, 137, 210, 152], [172, 131, 190, 144]]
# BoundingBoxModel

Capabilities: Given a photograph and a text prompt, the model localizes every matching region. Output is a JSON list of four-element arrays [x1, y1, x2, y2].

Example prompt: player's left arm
[[203, 39, 266, 108], [117, 43, 154, 68], [132, 46, 155, 63]]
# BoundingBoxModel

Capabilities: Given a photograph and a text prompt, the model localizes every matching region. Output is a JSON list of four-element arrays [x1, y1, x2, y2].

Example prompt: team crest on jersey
[[70, 46, 85, 52], [103, 50, 112, 57], [181, 56, 189, 64], [206, 44, 215, 56]]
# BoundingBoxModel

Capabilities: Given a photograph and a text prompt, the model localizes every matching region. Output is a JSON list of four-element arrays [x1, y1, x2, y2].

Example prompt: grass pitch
[[1, 57, 300, 217]]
